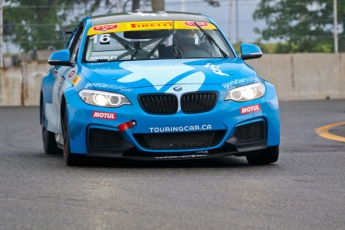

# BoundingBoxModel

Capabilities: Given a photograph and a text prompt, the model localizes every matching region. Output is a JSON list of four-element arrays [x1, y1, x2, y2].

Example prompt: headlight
[[79, 89, 131, 107], [225, 83, 265, 102]]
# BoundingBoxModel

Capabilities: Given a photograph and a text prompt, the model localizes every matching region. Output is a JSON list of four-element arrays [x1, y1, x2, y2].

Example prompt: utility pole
[[0, 0, 3, 67], [117, 0, 121, 12], [229, 0, 233, 41], [235, 0, 239, 43], [333, 0, 338, 53], [180, 0, 185, 11]]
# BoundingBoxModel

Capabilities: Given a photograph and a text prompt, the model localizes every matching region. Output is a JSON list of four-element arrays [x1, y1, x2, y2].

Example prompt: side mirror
[[48, 50, 73, 66], [240, 43, 263, 60]]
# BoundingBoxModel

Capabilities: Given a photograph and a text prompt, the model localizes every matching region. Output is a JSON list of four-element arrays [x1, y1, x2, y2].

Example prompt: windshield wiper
[[194, 22, 228, 58]]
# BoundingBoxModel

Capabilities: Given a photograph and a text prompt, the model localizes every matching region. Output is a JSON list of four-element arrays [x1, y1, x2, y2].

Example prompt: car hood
[[81, 58, 261, 92]]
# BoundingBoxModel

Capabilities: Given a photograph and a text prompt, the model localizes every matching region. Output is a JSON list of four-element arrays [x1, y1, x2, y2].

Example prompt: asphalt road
[[0, 100, 345, 230]]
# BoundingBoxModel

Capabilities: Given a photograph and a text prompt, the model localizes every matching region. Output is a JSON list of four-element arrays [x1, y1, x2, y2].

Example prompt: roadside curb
[[315, 122, 345, 143]]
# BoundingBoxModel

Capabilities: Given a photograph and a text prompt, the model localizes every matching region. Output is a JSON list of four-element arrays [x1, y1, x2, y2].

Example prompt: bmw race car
[[40, 10, 280, 166]]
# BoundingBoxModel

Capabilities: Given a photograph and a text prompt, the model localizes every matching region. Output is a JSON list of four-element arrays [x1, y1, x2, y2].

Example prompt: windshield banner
[[87, 21, 216, 35]]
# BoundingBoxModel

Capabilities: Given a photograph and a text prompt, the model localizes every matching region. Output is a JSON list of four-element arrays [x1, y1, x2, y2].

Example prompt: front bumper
[[65, 90, 280, 160]]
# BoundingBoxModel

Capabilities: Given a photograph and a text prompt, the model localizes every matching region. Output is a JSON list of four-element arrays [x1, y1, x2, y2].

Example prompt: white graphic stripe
[[118, 61, 195, 90]]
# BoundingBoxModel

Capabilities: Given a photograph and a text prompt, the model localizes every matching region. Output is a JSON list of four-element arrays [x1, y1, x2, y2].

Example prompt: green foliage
[[253, 0, 344, 53], [232, 40, 276, 55], [252, 39, 272, 53], [3, 0, 214, 52], [3, 0, 114, 52]]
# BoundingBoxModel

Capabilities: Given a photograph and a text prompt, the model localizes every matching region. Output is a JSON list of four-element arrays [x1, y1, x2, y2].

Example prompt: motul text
[[92, 111, 116, 120], [240, 104, 261, 114]]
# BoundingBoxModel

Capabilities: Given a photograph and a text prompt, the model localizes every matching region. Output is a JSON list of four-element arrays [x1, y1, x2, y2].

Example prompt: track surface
[[0, 100, 344, 230]]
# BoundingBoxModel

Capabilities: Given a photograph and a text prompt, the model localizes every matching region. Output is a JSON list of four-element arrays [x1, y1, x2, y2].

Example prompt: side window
[[66, 33, 76, 50], [71, 33, 82, 62], [68, 24, 84, 63]]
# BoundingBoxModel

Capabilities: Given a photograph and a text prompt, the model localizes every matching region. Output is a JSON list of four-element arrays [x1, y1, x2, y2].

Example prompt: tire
[[246, 145, 279, 165], [41, 106, 62, 155], [62, 108, 83, 166]]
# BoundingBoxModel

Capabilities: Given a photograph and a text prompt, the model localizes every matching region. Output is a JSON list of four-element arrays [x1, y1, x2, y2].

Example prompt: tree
[[3, 0, 219, 53], [152, 0, 164, 11], [253, 0, 345, 53], [3, 0, 118, 52], [2, 0, 164, 52]]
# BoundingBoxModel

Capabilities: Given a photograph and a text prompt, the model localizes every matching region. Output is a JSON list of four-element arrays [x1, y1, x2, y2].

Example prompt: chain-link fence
[[1, 0, 344, 66]]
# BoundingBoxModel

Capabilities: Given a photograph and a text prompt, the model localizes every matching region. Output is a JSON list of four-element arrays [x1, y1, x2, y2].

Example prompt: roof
[[91, 11, 210, 26]]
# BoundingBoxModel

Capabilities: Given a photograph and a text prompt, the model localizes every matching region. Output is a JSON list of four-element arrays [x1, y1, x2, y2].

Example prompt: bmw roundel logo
[[173, 85, 182, 91]]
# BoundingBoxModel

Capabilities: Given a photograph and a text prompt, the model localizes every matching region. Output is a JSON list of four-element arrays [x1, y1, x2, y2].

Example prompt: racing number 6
[[90, 34, 111, 44]]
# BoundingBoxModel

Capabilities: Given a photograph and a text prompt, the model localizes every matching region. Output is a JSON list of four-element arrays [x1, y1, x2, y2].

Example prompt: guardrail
[[0, 53, 344, 106]]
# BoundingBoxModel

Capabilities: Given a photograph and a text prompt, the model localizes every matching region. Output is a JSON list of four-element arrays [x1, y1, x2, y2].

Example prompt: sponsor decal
[[155, 154, 208, 159], [67, 70, 76, 79], [222, 77, 254, 89], [240, 104, 261, 114], [72, 75, 81, 86], [88, 63, 107, 65], [149, 125, 212, 133], [184, 21, 208, 27], [90, 56, 117, 61], [84, 83, 133, 92], [130, 21, 173, 29], [92, 111, 116, 120], [204, 63, 229, 76], [174, 21, 216, 30], [93, 24, 118, 31]]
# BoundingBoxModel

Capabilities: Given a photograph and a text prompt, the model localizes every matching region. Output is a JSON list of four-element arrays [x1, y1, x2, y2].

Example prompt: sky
[[3, 0, 265, 54], [102, 0, 265, 43], [159, 0, 265, 43]]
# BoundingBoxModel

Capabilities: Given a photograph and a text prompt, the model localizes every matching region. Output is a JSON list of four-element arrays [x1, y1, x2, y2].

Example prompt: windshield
[[83, 21, 235, 62]]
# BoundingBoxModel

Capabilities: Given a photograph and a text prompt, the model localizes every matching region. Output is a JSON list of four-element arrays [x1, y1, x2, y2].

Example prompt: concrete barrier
[[0, 66, 22, 105], [0, 61, 49, 106], [21, 61, 50, 105], [0, 53, 344, 106], [246, 53, 345, 101]]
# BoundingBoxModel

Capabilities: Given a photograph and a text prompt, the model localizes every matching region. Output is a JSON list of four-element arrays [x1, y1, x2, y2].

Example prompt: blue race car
[[40, 11, 280, 166]]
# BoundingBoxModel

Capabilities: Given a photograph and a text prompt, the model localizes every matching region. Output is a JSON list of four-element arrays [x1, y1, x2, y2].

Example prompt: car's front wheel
[[62, 108, 84, 166], [246, 146, 279, 165], [41, 106, 62, 155]]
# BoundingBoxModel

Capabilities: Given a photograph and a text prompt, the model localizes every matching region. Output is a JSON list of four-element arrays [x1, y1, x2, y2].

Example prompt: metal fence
[[0, 0, 344, 66]]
